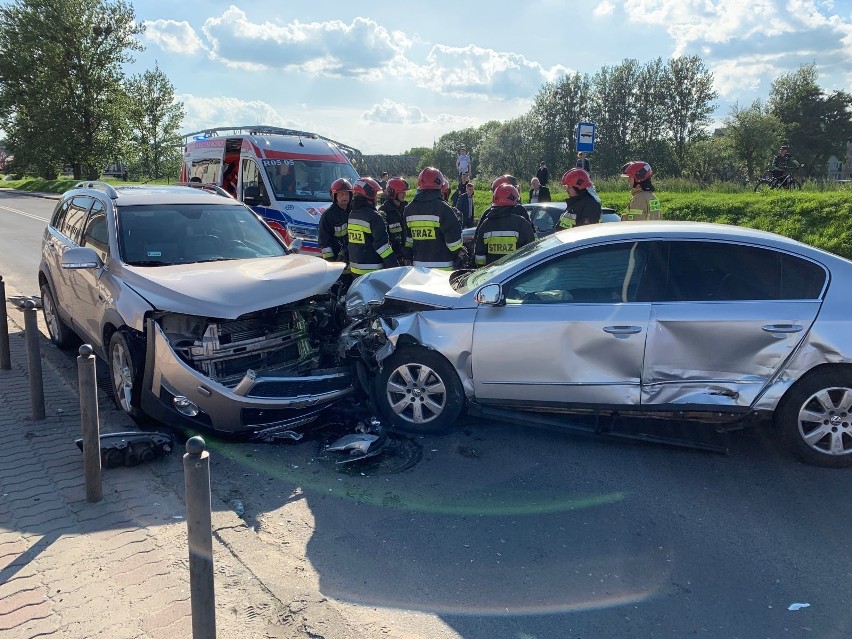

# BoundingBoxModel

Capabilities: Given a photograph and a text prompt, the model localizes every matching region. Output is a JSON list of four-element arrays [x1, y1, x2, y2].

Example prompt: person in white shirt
[[528, 177, 551, 203], [456, 147, 471, 181]]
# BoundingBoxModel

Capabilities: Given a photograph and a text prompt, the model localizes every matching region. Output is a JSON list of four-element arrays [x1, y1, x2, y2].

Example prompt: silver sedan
[[344, 221, 852, 467]]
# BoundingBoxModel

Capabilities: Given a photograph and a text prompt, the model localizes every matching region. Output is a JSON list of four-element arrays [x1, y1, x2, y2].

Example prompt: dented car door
[[471, 241, 655, 407]]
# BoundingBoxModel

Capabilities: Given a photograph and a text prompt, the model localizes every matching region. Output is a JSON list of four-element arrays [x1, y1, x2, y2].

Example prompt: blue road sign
[[576, 122, 596, 153]]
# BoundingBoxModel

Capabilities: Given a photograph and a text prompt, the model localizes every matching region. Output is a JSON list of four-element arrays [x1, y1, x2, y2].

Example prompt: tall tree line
[[422, 57, 849, 184], [0, 0, 184, 180]]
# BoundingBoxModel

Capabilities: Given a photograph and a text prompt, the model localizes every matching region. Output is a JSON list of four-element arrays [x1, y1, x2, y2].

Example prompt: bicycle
[[753, 167, 803, 192]]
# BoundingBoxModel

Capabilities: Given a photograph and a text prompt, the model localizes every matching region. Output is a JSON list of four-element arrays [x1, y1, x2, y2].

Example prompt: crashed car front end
[[340, 266, 476, 396], [140, 289, 354, 437]]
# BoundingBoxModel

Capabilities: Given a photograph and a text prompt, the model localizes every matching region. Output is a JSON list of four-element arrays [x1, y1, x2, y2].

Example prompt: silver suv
[[38, 182, 353, 437]]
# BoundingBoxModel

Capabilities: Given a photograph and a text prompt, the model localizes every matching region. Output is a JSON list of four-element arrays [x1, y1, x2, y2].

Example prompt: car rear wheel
[[109, 330, 145, 419], [777, 369, 852, 467], [40, 282, 77, 349], [375, 346, 464, 435]]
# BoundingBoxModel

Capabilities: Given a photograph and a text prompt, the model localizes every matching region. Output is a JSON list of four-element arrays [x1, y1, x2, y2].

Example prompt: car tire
[[776, 369, 852, 467], [40, 282, 77, 349], [374, 346, 465, 435], [108, 329, 145, 420]]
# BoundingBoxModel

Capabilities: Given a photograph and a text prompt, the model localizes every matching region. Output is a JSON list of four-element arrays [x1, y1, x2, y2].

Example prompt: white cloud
[[145, 8, 568, 101], [200, 7, 408, 77], [143, 19, 206, 55], [362, 100, 429, 124], [407, 44, 570, 99], [593, 1, 615, 17], [177, 94, 299, 133]]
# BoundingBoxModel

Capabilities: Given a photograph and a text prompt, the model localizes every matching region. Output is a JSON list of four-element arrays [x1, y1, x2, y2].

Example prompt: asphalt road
[[3, 189, 852, 639]]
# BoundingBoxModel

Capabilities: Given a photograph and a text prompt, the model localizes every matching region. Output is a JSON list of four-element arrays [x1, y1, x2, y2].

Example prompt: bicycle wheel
[[753, 179, 771, 193]]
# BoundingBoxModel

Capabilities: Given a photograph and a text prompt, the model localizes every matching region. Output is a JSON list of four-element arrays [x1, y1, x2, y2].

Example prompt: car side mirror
[[289, 237, 303, 254], [61, 246, 102, 270], [475, 283, 503, 306]]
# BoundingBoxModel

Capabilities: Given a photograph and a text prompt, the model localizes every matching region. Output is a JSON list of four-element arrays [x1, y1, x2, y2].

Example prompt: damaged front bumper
[[141, 319, 354, 434]]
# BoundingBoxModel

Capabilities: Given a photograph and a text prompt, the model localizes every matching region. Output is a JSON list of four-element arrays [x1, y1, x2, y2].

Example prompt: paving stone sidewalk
[[0, 302, 295, 638]]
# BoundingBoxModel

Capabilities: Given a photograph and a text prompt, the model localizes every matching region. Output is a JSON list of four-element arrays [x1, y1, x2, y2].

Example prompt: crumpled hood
[[122, 254, 344, 319], [346, 266, 460, 313]]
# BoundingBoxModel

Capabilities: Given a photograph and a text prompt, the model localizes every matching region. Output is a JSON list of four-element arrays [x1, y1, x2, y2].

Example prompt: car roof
[[63, 184, 238, 207], [554, 220, 849, 264]]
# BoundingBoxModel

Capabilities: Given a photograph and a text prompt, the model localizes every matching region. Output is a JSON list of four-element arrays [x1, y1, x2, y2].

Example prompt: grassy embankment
[[5, 176, 851, 259]]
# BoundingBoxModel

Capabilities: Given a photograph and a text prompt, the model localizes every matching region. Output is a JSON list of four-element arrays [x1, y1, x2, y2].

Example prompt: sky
[[130, 0, 852, 155]]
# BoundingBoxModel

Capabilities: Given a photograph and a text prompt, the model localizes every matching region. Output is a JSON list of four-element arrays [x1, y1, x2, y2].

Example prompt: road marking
[[0, 203, 50, 222]]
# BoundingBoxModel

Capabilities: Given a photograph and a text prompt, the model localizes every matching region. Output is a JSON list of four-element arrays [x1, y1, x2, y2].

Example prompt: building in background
[[827, 142, 852, 181]]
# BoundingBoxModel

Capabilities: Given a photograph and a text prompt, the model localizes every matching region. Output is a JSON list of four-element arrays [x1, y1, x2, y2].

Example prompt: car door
[[642, 240, 827, 409], [72, 199, 112, 344], [471, 240, 657, 407], [51, 196, 93, 331]]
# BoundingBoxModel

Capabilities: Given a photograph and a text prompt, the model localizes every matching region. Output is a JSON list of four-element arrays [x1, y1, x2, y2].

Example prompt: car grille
[[187, 309, 319, 387], [246, 368, 353, 399]]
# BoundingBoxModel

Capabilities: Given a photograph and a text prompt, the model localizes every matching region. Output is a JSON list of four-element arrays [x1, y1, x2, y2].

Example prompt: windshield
[[454, 235, 564, 293], [262, 159, 358, 202], [118, 203, 288, 266]]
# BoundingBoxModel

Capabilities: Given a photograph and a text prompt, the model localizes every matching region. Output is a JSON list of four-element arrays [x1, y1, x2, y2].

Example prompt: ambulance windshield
[[263, 159, 359, 202]]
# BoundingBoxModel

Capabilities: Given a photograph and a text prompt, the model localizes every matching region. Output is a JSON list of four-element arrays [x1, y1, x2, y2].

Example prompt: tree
[[723, 99, 784, 180], [529, 72, 592, 174], [477, 116, 535, 180], [589, 60, 639, 178], [661, 55, 717, 172], [0, 0, 143, 179], [125, 64, 185, 180], [768, 64, 852, 180]]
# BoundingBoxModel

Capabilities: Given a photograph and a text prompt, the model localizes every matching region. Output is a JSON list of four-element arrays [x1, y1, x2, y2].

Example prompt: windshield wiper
[[124, 260, 172, 266]]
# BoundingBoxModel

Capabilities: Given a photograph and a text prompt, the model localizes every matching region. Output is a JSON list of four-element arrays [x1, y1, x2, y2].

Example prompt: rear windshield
[[117, 203, 288, 266]]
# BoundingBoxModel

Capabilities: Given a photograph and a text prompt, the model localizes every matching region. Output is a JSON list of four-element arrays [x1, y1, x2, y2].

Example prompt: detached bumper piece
[[75, 431, 174, 469]]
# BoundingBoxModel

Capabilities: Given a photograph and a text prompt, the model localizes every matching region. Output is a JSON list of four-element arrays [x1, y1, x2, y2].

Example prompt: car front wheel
[[109, 330, 145, 419], [777, 369, 852, 467], [375, 346, 465, 435]]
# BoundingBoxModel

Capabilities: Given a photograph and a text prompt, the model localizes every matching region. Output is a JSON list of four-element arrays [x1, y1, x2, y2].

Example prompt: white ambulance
[[181, 126, 361, 254]]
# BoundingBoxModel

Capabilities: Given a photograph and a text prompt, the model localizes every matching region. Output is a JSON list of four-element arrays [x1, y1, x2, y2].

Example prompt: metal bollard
[[77, 344, 102, 503], [0, 276, 10, 370], [184, 436, 217, 639], [23, 301, 45, 420]]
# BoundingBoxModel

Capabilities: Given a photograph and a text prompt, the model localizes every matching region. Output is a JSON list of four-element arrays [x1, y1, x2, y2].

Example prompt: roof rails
[[178, 181, 233, 199], [74, 180, 118, 199], [181, 124, 364, 165]]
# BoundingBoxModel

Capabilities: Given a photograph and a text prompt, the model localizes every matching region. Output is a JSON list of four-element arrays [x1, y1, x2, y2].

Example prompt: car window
[[50, 199, 71, 231], [81, 200, 109, 262], [663, 241, 826, 302], [61, 196, 93, 244], [528, 206, 556, 232], [504, 241, 650, 304], [118, 203, 288, 265]]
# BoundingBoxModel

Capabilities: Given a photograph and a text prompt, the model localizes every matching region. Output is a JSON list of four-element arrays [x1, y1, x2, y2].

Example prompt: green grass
[[5, 174, 851, 259], [0, 176, 177, 193]]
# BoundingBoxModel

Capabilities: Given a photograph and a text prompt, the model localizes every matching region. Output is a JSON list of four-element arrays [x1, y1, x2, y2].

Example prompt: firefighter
[[558, 168, 602, 229], [403, 166, 467, 270], [318, 178, 352, 261], [476, 174, 531, 230], [474, 184, 535, 266], [347, 177, 399, 276], [621, 161, 661, 221], [379, 177, 409, 261]]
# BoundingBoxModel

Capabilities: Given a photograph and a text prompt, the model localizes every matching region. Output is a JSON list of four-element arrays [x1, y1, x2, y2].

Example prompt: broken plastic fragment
[[788, 603, 810, 611]]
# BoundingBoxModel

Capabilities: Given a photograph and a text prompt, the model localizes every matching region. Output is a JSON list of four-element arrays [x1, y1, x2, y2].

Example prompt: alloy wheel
[[797, 386, 852, 457], [385, 362, 447, 425]]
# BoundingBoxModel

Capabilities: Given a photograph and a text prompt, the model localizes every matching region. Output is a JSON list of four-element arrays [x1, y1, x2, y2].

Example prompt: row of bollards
[[2, 279, 216, 637]]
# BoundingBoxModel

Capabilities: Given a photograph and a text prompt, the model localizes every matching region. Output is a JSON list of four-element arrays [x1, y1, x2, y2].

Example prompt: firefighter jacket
[[318, 202, 349, 260], [403, 189, 464, 269], [475, 204, 531, 235], [474, 205, 535, 266], [621, 186, 661, 221], [559, 191, 602, 229], [379, 198, 407, 259], [347, 199, 399, 275]]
